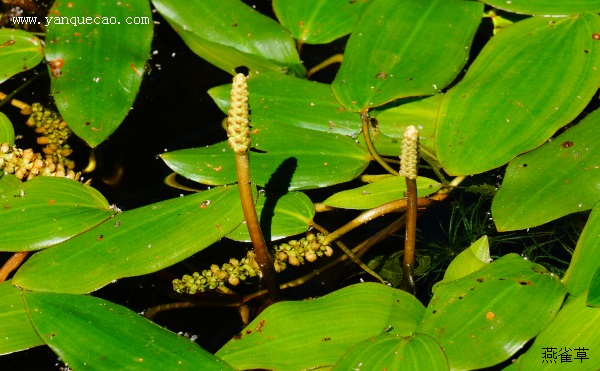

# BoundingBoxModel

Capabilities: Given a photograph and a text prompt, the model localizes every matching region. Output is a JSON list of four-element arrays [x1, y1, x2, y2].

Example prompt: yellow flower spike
[[399, 125, 419, 179], [226, 73, 251, 154]]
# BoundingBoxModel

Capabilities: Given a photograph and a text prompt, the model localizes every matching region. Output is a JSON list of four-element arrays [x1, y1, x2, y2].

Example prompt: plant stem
[[360, 108, 399, 176], [401, 177, 417, 294], [0, 252, 29, 283]]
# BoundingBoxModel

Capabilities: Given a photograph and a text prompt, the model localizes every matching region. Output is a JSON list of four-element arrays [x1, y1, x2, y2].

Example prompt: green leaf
[[436, 13, 600, 175], [332, 333, 448, 371], [161, 122, 371, 191], [0, 28, 43, 84], [227, 190, 314, 242], [216, 282, 425, 371], [431, 235, 491, 293], [23, 291, 233, 370], [45, 0, 153, 147], [12, 185, 245, 294], [588, 266, 600, 307], [417, 254, 567, 370], [0, 281, 43, 355], [272, 0, 364, 44], [562, 203, 600, 297], [151, 0, 304, 77], [492, 108, 600, 231], [0, 112, 15, 145], [0, 177, 113, 252], [373, 94, 443, 152], [0, 173, 20, 193], [519, 293, 600, 370], [331, 0, 483, 111], [482, 0, 600, 15], [208, 73, 362, 136], [322, 175, 441, 210]]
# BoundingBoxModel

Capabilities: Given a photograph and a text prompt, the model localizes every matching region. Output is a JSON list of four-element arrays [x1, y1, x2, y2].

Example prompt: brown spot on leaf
[[561, 141, 574, 148]]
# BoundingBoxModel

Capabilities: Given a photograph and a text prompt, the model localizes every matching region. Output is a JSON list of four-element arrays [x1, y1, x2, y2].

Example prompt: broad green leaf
[[562, 203, 600, 297], [331, 0, 483, 111], [332, 333, 448, 371], [0, 177, 113, 252], [483, 0, 600, 15], [436, 13, 600, 175], [492, 108, 600, 231], [152, 0, 304, 77], [45, 0, 153, 147], [0, 112, 15, 145], [0, 173, 20, 193], [23, 291, 233, 370], [417, 254, 567, 370], [322, 175, 441, 210], [272, 0, 364, 44], [372, 94, 442, 152], [519, 293, 600, 370], [12, 185, 245, 294], [208, 73, 362, 136], [355, 128, 403, 157], [227, 190, 314, 242], [431, 235, 491, 293], [0, 281, 43, 355], [217, 282, 425, 371], [0, 28, 43, 84], [161, 122, 371, 191], [588, 266, 600, 307]]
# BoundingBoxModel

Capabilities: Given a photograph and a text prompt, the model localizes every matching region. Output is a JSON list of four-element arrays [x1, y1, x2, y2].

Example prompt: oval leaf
[[152, 0, 304, 77], [161, 122, 371, 191], [589, 266, 600, 307], [208, 73, 362, 136], [519, 293, 600, 370], [331, 0, 483, 111], [23, 291, 233, 370], [0, 177, 113, 252], [492, 107, 600, 231], [273, 0, 364, 44], [323, 175, 441, 210], [227, 190, 314, 242], [0, 281, 43, 355], [216, 282, 426, 371], [332, 333, 448, 371], [436, 13, 600, 175], [0, 28, 43, 84], [562, 202, 600, 297], [12, 185, 245, 294], [0, 173, 21, 193], [45, 0, 153, 147], [417, 254, 567, 370], [483, 0, 600, 15], [0, 112, 15, 145]]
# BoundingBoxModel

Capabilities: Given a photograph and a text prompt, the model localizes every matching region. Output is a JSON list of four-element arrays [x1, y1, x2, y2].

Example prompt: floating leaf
[[0, 177, 113, 252], [588, 266, 600, 307], [492, 108, 600, 231], [417, 254, 567, 370], [482, 0, 600, 15], [45, 0, 153, 147], [436, 13, 600, 175], [331, 0, 483, 111], [518, 293, 600, 370], [217, 282, 425, 371], [562, 202, 600, 297], [208, 73, 362, 136], [12, 185, 245, 294], [152, 0, 304, 77], [161, 122, 371, 191], [432, 235, 491, 293], [23, 291, 233, 370], [0, 281, 43, 355], [0, 112, 15, 145], [322, 175, 441, 210], [0, 173, 20, 193], [332, 333, 448, 371], [272, 0, 364, 44], [227, 190, 314, 242], [0, 28, 43, 84]]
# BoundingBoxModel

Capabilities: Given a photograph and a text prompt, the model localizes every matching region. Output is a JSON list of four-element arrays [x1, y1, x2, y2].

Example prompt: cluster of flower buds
[[26, 103, 73, 157], [0, 142, 78, 180], [173, 232, 333, 295]]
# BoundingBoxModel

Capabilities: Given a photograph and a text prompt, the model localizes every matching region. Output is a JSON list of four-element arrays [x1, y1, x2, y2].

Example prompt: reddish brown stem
[[0, 251, 29, 283]]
